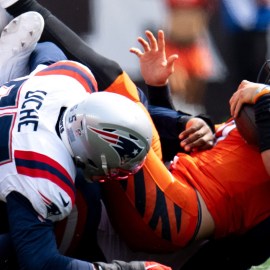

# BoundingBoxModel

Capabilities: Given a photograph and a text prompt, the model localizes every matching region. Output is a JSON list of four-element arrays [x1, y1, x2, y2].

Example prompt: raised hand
[[130, 30, 178, 86]]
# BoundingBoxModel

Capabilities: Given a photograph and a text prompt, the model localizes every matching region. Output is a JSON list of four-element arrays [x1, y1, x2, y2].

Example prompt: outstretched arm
[[131, 30, 214, 154], [6, 191, 172, 270], [130, 30, 178, 110]]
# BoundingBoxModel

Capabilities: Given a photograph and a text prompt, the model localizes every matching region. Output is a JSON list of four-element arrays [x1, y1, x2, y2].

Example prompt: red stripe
[[39, 191, 51, 204], [91, 127, 118, 139], [36, 61, 98, 93], [15, 150, 75, 205]]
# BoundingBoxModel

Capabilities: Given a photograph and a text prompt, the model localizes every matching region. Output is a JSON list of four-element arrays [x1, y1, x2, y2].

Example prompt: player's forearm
[[147, 84, 174, 109], [6, 191, 94, 270], [6, 1, 123, 91]]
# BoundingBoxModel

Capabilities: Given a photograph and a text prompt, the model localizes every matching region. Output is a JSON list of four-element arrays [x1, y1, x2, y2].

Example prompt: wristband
[[253, 85, 270, 103]]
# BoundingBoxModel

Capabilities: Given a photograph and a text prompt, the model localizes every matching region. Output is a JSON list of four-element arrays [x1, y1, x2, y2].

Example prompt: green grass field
[[251, 258, 270, 269]]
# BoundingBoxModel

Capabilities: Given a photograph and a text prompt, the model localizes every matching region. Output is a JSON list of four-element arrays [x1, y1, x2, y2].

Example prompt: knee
[[29, 41, 67, 71]]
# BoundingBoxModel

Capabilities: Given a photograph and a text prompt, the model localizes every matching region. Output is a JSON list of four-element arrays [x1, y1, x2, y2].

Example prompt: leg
[[29, 41, 67, 72], [4, 0, 123, 90], [0, 10, 44, 84], [2, 1, 164, 159]]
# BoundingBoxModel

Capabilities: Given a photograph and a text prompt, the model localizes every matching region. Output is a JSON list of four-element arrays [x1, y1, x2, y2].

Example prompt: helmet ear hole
[[129, 134, 138, 140]]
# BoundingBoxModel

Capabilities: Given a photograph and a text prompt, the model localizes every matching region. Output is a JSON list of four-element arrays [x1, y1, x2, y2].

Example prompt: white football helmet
[[60, 92, 153, 181]]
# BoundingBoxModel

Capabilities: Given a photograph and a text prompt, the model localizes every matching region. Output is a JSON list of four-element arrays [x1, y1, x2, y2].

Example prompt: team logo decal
[[89, 127, 143, 162], [39, 191, 62, 217]]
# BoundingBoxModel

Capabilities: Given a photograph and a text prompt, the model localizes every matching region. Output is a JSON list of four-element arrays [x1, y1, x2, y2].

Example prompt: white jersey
[[0, 60, 97, 222]]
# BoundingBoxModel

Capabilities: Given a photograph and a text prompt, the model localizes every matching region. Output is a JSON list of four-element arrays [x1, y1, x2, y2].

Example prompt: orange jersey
[[102, 72, 199, 252], [102, 71, 270, 252], [173, 120, 270, 238], [102, 111, 270, 252]]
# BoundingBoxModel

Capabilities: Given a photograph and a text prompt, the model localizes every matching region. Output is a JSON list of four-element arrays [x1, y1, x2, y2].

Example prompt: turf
[[251, 258, 270, 269]]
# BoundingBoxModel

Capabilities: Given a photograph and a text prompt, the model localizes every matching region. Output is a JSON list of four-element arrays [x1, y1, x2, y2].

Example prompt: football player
[[87, 29, 270, 269], [4, 1, 270, 270], [0, 11, 177, 270], [0, 3, 216, 269], [100, 27, 270, 253]]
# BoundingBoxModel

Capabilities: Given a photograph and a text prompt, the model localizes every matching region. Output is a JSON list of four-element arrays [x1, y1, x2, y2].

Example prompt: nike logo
[[59, 192, 70, 207]]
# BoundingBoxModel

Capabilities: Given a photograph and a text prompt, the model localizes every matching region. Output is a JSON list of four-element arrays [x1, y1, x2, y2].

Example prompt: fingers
[[130, 29, 169, 57], [138, 36, 151, 52], [134, 30, 158, 54], [129, 47, 143, 58], [157, 29, 165, 52], [179, 118, 214, 152], [229, 81, 245, 117], [129, 33, 153, 57], [167, 54, 179, 71], [180, 131, 214, 152], [145, 30, 158, 51], [229, 80, 258, 117], [229, 92, 243, 118], [130, 30, 158, 57]]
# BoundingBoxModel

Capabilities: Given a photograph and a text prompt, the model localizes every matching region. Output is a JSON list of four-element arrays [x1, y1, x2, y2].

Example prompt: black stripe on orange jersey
[[112, 168, 201, 250], [119, 170, 180, 242]]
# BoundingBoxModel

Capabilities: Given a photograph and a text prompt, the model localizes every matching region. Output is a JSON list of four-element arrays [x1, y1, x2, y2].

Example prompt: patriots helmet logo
[[39, 191, 61, 218], [89, 127, 144, 163]]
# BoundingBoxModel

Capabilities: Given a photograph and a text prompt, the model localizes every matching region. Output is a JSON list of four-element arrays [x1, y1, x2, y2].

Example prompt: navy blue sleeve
[[147, 84, 174, 109], [149, 105, 192, 161], [6, 191, 94, 270], [137, 87, 149, 108], [149, 105, 192, 139]]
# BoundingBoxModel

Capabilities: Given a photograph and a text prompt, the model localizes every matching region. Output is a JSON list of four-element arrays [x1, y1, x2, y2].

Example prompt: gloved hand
[[93, 260, 172, 270]]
